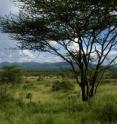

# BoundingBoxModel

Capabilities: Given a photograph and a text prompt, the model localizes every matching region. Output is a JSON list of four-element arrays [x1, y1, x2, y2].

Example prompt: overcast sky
[[0, 0, 62, 63]]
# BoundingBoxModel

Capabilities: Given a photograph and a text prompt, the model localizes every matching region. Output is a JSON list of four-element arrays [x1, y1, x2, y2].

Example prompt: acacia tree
[[0, 0, 117, 101]]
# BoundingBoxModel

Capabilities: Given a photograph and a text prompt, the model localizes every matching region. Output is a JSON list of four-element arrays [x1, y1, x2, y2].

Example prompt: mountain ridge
[[0, 62, 70, 69]]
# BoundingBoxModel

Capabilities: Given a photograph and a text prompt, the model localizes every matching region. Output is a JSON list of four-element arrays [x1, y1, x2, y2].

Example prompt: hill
[[0, 62, 70, 69]]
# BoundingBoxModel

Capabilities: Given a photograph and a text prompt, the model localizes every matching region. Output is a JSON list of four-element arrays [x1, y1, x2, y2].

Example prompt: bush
[[99, 103, 117, 122], [0, 65, 23, 84], [103, 79, 111, 84], [93, 101, 117, 123], [51, 80, 74, 91], [37, 75, 43, 81]]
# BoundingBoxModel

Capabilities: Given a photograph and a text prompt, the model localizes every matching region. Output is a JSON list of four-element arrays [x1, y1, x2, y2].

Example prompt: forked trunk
[[81, 82, 95, 101]]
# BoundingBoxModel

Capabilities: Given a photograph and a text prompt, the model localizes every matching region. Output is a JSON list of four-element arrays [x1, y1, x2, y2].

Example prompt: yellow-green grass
[[0, 76, 117, 124]]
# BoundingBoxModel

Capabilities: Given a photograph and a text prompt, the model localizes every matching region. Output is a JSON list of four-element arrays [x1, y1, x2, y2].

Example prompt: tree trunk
[[81, 84, 88, 101], [90, 85, 94, 97], [80, 71, 94, 101]]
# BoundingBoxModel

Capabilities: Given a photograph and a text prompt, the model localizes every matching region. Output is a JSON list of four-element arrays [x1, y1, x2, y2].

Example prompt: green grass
[[0, 76, 117, 124]]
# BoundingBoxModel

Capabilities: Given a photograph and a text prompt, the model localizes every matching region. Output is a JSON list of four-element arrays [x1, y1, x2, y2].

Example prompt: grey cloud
[[0, 33, 62, 63]]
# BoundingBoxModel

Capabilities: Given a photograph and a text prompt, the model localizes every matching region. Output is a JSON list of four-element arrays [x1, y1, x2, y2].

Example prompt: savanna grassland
[[0, 68, 117, 124]]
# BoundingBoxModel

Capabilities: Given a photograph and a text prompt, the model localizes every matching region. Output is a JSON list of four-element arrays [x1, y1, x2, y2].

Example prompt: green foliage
[[99, 103, 117, 122], [51, 80, 74, 91], [37, 75, 43, 81], [109, 68, 117, 79], [0, 65, 23, 84], [92, 96, 117, 123], [0, 85, 10, 99], [0, 75, 117, 124], [103, 79, 111, 84]]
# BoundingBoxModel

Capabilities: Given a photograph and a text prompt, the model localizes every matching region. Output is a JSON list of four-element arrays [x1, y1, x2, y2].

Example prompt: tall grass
[[0, 77, 117, 124]]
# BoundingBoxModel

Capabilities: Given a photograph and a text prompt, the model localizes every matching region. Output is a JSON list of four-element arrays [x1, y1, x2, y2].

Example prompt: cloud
[[0, 0, 63, 63], [19, 50, 35, 59], [0, 33, 62, 63], [0, 32, 62, 63]]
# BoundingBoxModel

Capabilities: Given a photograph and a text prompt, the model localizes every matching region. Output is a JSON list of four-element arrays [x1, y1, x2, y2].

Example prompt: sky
[[0, 0, 117, 64], [0, 0, 62, 63]]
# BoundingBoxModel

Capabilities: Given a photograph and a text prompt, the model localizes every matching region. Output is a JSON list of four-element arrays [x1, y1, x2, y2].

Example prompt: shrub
[[37, 75, 43, 81], [103, 79, 111, 84], [51, 80, 74, 91], [0, 65, 23, 84], [100, 103, 117, 122], [94, 101, 117, 123], [26, 93, 32, 103], [0, 84, 12, 100]]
